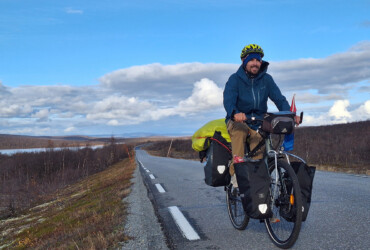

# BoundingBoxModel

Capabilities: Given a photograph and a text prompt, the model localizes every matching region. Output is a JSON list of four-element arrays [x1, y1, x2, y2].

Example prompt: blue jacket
[[223, 61, 290, 129]]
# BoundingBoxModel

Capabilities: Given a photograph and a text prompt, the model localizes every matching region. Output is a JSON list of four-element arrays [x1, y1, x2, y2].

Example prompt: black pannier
[[203, 131, 232, 187], [234, 159, 273, 219], [262, 111, 295, 134], [292, 162, 316, 221], [282, 162, 316, 222]]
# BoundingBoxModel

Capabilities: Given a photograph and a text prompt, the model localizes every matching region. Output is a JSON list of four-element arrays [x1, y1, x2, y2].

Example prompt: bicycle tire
[[265, 160, 302, 249], [226, 184, 249, 230]]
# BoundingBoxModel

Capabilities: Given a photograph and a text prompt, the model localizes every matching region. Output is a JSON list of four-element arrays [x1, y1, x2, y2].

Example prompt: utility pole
[[167, 138, 173, 157]]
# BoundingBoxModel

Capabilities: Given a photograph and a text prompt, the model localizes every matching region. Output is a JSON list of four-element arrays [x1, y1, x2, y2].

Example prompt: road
[[135, 149, 370, 249]]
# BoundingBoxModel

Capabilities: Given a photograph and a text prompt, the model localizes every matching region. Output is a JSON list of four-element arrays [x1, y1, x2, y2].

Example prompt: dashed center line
[[168, 206, 200, 241], [155, 183, 166, 193], [137, 157, 200, 242], [138, 160, 144, 167]]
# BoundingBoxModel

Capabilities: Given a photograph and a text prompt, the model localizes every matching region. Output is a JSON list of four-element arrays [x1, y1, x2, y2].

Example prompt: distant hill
[[291, 120, 369, 170], [143, 120, 370, 174], [0, 134, 124, 150]]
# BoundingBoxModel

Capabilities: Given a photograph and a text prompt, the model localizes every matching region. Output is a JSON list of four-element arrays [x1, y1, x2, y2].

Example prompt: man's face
[[245, 58, 262, 75]]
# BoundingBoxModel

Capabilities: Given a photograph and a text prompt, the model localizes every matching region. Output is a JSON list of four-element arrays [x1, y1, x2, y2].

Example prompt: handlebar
[[245, 116, 263, 123], [244, 112, 304, 124]]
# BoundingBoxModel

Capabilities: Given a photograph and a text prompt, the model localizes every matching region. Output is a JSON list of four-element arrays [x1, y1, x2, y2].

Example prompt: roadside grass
[[0, 158, 136, 249]]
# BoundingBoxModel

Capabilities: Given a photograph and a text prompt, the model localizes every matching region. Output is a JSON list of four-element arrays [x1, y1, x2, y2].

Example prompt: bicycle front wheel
[[226, 184, 249, 230], [265, 160, 302, 249]]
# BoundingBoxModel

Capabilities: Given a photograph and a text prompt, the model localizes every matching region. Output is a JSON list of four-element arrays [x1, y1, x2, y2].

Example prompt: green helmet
[[240, 44, 264, 59]]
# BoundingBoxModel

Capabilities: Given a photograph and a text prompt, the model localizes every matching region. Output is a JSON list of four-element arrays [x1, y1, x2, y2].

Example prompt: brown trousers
[[227, 120, 265, 175]]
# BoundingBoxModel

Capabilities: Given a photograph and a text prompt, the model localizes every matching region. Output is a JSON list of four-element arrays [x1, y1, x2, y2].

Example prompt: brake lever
[[299, 112, 304, 124]]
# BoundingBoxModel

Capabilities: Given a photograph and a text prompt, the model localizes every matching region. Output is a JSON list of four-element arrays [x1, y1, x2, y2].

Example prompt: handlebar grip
[[299, 112, 304, 124]]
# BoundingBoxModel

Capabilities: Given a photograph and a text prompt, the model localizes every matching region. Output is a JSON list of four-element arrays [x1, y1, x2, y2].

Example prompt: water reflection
[[0, 145, 104, 156]]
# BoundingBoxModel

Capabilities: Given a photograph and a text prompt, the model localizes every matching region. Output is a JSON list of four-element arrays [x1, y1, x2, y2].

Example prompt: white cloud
[[351, 100, 370, 119], [176, 78, 223, 114], [64, 127, 76, 132], [65, 8, 84, 14], [32, 109, 49, 118], [0, 103, 33, 117], [84, 78, 223, 126], [31, 109, 50, 122], [107, 120, 119, 126], [304, 99, 370, 126], [0, 81, 11, 97], [290, 92, 344, 104], [329, 100, 351, 120], [269, 41, 370, 93], [0, 41, 369, 135], [98, 41, 370, 102], [99, 63, 235, 100], [86, 95, 155, 125]]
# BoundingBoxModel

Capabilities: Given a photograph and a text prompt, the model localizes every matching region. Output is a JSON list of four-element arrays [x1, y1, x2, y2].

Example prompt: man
[[223, 44, 298, 186]]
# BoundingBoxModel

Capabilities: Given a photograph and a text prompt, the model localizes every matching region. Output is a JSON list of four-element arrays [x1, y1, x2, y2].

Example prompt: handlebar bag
[[282, 162, 316, 222], [234, 159, 273, 219], [262, 112, 295, 134], [203, 131, 232, 187]]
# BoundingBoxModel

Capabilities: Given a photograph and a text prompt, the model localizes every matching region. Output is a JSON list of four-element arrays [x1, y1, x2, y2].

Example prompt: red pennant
[[290, 94, 297, 113]]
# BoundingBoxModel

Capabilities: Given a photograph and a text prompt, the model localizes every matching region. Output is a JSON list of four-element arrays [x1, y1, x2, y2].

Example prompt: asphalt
[[131, 149, 370, 250], [121, 162, 169, 250]]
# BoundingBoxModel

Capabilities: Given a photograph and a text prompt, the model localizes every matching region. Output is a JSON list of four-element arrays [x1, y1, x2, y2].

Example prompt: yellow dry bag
[[192, 118, 231, 152]]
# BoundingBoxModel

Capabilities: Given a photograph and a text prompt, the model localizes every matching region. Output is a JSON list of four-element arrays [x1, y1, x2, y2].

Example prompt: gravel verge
[[121, 163, 169, 250]]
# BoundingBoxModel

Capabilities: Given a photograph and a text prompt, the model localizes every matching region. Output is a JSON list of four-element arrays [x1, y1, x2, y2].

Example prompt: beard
[[246, 65, 260, 76]]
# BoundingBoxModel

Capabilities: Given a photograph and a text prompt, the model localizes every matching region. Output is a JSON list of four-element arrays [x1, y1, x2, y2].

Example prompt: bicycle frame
[[264, 135, 281, 206], [227, 113, 305, 248], [257, 133, 306, 212]]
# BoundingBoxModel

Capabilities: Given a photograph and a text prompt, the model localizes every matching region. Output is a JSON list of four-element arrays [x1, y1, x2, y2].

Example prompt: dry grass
[[144, 139, 198, 160], [0, 158, 136, 249]]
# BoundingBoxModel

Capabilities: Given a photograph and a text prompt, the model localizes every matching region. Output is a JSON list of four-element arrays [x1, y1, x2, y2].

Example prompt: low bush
[[0, 140, 133, 218]]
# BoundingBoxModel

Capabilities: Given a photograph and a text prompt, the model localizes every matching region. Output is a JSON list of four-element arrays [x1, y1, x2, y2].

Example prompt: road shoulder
[[121, 163, 169, 249]]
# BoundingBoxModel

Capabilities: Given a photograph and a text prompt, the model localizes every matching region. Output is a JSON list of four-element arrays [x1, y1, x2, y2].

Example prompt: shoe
[[270, 217, 281, 223], [231, 174, 239, 188], [229, 186, 238, 205]]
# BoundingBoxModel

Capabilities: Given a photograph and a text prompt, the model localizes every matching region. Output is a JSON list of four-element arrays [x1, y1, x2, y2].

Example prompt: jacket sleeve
[[223, 74, 240, 121], [267, 75, 291, 111]]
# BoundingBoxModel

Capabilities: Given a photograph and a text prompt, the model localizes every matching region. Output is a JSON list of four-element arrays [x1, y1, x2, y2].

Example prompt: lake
[[0, 145, 104, 156]]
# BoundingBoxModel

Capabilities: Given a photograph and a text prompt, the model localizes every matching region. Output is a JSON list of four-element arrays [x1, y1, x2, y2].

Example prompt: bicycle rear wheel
[[265, 160, 302, 249], [226, 184, 249, 230]]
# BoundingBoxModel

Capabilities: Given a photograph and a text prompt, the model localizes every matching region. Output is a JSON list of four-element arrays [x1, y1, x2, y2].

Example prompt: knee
[[230, 123, 249, 136]]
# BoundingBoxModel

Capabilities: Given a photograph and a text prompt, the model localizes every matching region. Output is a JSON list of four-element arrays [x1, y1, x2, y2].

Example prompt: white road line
[[155, 183, 166, 193], [149, 174, 155, 179], [168, 206, 200, 241], [138, 160, 144, 168]]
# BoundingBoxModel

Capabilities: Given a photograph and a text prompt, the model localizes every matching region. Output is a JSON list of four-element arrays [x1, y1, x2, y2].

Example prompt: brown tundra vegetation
[[0, 139, 132, 218]]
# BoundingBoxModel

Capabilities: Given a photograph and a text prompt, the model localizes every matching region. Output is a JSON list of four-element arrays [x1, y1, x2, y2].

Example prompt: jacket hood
[[236, 60, 270, 83]]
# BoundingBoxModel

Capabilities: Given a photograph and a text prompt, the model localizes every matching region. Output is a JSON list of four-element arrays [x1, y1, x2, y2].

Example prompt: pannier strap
[[247, 138, 264, 158], [195, 137, 232, 154]]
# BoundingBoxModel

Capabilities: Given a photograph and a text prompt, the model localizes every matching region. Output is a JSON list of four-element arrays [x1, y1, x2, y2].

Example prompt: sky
[[0, 0, 369, 137]]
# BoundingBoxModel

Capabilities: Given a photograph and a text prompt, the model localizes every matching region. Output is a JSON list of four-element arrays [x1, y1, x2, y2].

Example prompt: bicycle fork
[[267, 148, 293, 212]]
